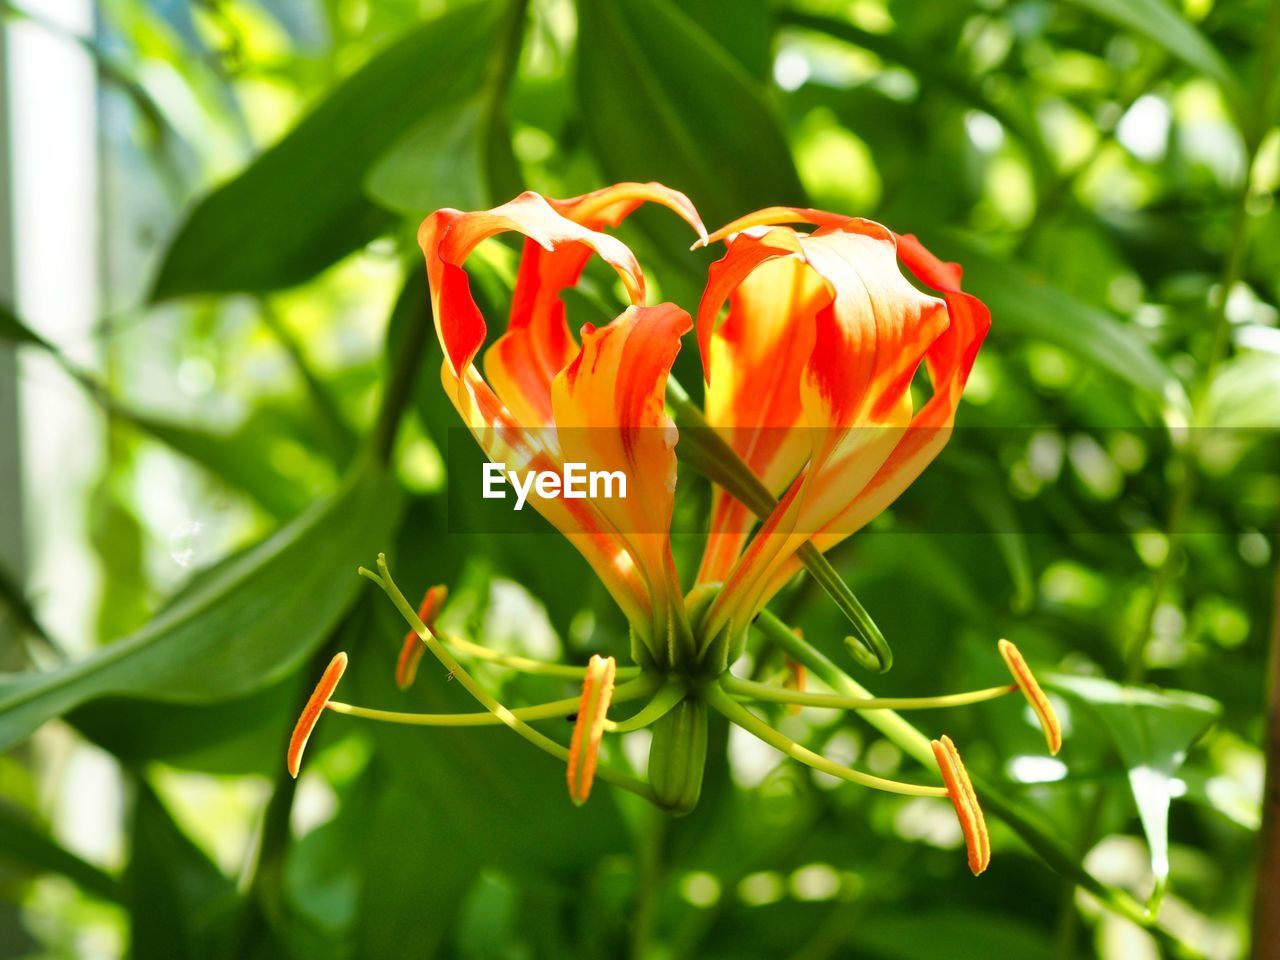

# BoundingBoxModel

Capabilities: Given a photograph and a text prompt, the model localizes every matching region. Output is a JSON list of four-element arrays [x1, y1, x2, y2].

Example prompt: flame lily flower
[[418, 184, 705, 670], [285, 186, 1067, 879], [690, 207, 991, 663]]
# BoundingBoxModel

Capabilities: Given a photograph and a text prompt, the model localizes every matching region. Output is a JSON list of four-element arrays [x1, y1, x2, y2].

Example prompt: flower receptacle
[[648, 697, 708, 816]]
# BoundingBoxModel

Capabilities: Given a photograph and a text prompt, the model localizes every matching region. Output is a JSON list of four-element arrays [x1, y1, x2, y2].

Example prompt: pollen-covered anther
[[287, 652, 348, 779], [931, 734, 990, 876], [395, 585, 449, 689], [567, 654, 617, 805], [998, 639, 1063, 755]]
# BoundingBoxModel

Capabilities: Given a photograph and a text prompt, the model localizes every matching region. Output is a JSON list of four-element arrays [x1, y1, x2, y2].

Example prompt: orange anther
[[931, 734, 990, 875], [567, 655, 617, 805], [998, 640, 1062, 755], [287, 652, 348, 778], [395, 585, 449, 689]]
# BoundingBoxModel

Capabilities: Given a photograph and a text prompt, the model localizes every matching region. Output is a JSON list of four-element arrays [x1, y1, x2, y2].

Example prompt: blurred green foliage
[[1, 0, 1279, 957]]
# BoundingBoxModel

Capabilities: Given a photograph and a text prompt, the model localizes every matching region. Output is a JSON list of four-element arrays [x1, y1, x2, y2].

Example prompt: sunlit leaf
[[0, 306, 323, 517], [1204, 352, 1280, 428], [366, 98, 492, 217], [576, 0, 805, 228], [150, 0, 506, 298], [0, 461, 401, 750], [1064, 0, 1244, 117], [940, 239, 1190, 419], [1047, 674, 1221, 906]]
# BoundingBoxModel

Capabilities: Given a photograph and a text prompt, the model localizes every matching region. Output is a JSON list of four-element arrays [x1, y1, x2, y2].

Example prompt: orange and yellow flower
[[417, 186, 989, 672], [286, 183, 1064, 880]]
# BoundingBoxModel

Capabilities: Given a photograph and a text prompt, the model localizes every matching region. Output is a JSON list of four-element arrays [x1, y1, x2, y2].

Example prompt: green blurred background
[[1, 0, 1278, 956]]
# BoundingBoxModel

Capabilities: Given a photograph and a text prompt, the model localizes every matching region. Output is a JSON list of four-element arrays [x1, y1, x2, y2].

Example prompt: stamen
[[323, 676, 658, 727], [720, 674, 1015, 711], [784, 657, 806, 716], [441, 632, 642, 679], [604, 681, 686, 733], [998, 639, 1063, 755], [706, 685, 948, 798], [395, 585, 448, 689], [931, 735, 990, 875], [363, 555, 657, 803], [287, 652, 348, 778], [567, 655, 616, 805]]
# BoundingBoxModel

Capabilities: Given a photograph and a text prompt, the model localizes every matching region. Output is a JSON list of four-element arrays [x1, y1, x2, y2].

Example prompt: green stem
[[605, 681, 686, 733], [722, 674, 1014, 711], [706, 683, 947, 797], [755, 610, 935, 766], [441, 630, 642, 679], [363, 555, 657, 802], [328, 675, 657, 726]]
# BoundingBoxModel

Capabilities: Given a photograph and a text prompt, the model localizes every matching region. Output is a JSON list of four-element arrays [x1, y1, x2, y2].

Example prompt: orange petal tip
[[932, 735, 990, 876], [567, 655, 617, 805], [287, 652, 348, 779], [998, 639, 1063, 756]]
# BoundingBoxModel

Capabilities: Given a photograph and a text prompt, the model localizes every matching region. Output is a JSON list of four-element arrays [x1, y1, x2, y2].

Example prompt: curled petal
[[395, 585, 449, 690], [419, 188, 704, 639], [754, 230, 992, 605], [287, 653, 348, 779], [567, 655, 617, 805], [931, 735, 990, 875], [698, 218, 947, 637], [422, 192, 647, 379], [998, 640, 1063, 755], [489, 183, 705, 427], [552, 181, 706, 238], [699, 206, 850, 246]]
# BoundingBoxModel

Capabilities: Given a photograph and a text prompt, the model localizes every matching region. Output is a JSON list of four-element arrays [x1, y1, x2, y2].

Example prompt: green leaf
[[0, 301, 52, 350], [1047, 674, 1221, 906], [0, 801, 122, 903], [780, 11, 1051, 176], [1064, 0, 1245, 116], [150, 0, 506, 299], [366, 0, 526, 217], [0, 461, 402, 750], [1204, 351, 1280, 428], [852, 909, 1051, 960], [576, 0, 805, 228], [126, 406, 323, 519], [680, 0, 772, 79], [351, 774, 482, 959], [124, 782, 239, 960], [0, 305, 319, 517], [366, 98, 493, 218], [939, 238, 1190, 419], [68, 674, 302, 777]]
